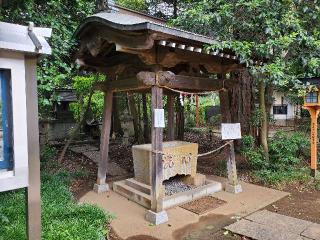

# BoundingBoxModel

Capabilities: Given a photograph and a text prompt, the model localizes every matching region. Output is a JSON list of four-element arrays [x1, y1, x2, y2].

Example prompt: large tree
[[174, 0, 320, 158], [0, 0, 96, 117]]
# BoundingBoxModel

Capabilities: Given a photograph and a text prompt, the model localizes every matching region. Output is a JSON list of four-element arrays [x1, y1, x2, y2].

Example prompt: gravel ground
[[164, 176, 197, 196]]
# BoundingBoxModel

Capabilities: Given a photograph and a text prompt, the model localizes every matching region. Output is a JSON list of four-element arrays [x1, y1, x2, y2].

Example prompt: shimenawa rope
[[152, 140, 233, 158]]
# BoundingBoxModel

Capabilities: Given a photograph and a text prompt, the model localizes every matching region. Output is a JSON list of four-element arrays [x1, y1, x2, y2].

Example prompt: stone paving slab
[[80, 177, 288, 240], [226, 210, 319, 240], [302, 223, 320, 240], [245, 210, 313, 235], [225, 219, 307, 240]]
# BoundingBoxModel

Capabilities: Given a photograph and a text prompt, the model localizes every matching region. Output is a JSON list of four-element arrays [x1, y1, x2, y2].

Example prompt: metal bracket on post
[[28, 22, 42, 51]]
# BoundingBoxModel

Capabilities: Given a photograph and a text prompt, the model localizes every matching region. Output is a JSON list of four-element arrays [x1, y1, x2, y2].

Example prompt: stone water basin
[[132, 141, 198, 185]]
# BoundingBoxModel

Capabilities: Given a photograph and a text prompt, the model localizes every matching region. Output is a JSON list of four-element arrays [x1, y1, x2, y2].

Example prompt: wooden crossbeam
[[95, 71, 238, 92]]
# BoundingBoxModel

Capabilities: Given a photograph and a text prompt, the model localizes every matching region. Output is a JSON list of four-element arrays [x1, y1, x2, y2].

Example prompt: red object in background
[[196, 95, 199, 128]]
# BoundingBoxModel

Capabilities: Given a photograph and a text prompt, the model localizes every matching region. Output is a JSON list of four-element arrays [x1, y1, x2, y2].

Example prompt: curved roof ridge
[[75, 11, 218, 45]]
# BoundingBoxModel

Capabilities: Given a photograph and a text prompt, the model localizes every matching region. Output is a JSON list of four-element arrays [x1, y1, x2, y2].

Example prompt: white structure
[[0, 21, 51, 239], [270, 91, 298, 125]]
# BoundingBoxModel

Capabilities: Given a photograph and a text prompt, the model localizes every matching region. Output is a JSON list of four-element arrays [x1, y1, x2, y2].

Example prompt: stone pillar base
[[93, 183, 110, 194], [311, 169, 320, 179], [225, 183, 242, 194], [145, 210, 168, 225]]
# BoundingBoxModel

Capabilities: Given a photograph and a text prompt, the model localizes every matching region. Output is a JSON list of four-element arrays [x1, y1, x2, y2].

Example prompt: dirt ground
[[51, 131, 319, 240]]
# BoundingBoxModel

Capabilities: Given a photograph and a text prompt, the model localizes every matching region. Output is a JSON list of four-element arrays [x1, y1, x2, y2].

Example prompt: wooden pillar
[[225, 141, 242, 194], [151, 86, 164, 212], [195, 95, 199, 128], [167, 94, 175, 141], [25, 57, 41, 240], [307, 107, 319, 177], [94, 90, 113, 193]]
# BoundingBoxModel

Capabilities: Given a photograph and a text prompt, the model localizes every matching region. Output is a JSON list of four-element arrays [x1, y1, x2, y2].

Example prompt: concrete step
[[125, 178, 151, 195], [113, 180, 151, 209]]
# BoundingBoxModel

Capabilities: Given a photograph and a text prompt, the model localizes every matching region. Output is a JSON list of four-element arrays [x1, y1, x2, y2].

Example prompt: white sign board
[[221, 123, 242, 140], [154, 109, 165, 128]]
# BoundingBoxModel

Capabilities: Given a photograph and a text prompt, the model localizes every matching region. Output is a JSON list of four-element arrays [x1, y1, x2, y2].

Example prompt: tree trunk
[[219, 89, 232, 123], [229, 70, 255, 136], [219, 70, 255, 150], [58, 89, 94, 163], [142, 93, 150, 142], [265, 84, 274, 136], [176, 95, 185, 140], [259, 80, 269, 160], [128, 93, 144, 143], [112, 92, 123, 137]]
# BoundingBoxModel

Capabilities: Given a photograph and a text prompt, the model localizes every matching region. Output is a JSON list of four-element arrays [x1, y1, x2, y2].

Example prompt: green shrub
[[241, 131, 310, 185], [269, 131, 309, 171], [255, 168, 311, 185], [40, 145, 57, 163], [0, 172, 113, 240], [241, 135, 267, 170], [241, 135, 255, 151]]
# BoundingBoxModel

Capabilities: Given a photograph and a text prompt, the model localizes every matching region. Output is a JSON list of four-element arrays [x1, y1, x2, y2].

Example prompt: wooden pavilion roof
[[74, 8, 249, 93]]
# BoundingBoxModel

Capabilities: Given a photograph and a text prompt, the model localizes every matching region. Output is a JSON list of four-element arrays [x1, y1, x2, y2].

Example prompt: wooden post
[[25, 57, 41, 240], [167, 95, 175, 141], [225, 141, 242, 194], [307, 107, 319, 177], [151, 86, 164, 212], [195, 95, 199, 128], [94, 90, 113, 193]]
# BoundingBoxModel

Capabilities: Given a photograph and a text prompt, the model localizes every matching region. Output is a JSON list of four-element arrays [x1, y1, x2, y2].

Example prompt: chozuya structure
[[75, 1, 247, 224], [0, 22, 51, 239]]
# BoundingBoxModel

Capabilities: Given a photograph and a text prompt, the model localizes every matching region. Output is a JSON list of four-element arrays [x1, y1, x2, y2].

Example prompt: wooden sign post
[[221, 123, 243, 194], [303, 88, 320, 178], [304, 107, 320, 178]]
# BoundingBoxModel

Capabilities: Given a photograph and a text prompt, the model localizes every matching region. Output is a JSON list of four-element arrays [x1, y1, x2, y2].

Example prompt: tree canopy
[[1, 0, 96, 117], [173, 0, 320, 87]]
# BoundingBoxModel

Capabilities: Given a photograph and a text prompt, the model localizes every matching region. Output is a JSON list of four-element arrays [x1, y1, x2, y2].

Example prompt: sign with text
[[154, 109, 165, 128], [221, 123, 242, 140]]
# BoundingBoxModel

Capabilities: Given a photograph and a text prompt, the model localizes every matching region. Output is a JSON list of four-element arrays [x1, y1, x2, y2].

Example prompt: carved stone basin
[[132, 141, 199, 185]]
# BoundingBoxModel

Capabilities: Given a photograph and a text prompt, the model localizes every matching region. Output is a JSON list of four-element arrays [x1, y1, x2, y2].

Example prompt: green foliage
[[173, 0, 320, 96], [268, 131, 310, 171], [116, 0, 147, 11], [255, 168, 311, 185], [0, 172, 113, 240], [1, 0, 96, 117], [40, 145, 57, 163], [69, 74, 105, 122], [241, 131, 310, 184], [184, 94, 220, 127]]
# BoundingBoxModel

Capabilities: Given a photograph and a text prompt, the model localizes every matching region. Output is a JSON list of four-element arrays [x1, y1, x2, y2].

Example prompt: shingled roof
[[75, 11, 218, 47]]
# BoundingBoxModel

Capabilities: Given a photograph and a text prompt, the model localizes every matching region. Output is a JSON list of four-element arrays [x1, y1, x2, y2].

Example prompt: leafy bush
[[0, 172, 113, 240], [255, 168, 311, 185], [268, 131, 309, 171], [241, 131, 310, 184], [241, 135, 266, 170], [40, 145, 57, 163]]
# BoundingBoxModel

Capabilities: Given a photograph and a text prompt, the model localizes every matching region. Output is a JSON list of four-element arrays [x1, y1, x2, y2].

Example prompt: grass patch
[[0, 171, 113, 240]]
